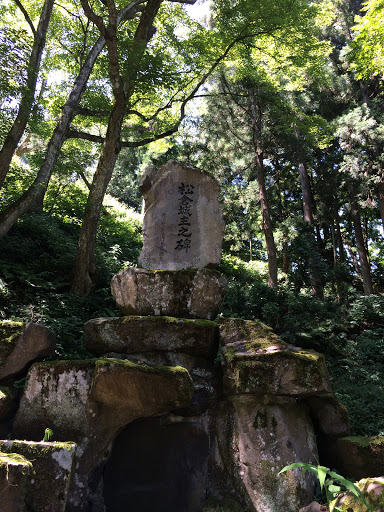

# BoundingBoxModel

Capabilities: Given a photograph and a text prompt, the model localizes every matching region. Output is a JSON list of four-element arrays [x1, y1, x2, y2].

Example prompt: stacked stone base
[[0, 269, 356, 512]]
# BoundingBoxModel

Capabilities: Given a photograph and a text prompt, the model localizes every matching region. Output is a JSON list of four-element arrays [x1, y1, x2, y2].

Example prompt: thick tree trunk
[[298, 162, 324, 299], [377, 181, 384, 231], [0, 0, 54, 189], [299, 163, 314, 224], [349, 186, 373, 295], [71, 100, 126, 294], [255, 153, 278, 288], [0, 35, 105, 238]]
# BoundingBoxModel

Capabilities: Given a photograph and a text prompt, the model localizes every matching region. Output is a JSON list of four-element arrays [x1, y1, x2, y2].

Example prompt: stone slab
[[0, 321, 56, 383], [138, 160, 224, 270], [84, 316, 219, 359], [0, 451, 32, 512], [0, 440, 76, 512], [219, 318, 332, 396], [111, 268, 227, 320], [12, 359, 193, 511], [328, 436, 384, 480], [306, 394, 350, 437]]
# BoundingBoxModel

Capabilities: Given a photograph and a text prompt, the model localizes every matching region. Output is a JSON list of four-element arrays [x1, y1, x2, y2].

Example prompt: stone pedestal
[[111, 268, 227, 320]]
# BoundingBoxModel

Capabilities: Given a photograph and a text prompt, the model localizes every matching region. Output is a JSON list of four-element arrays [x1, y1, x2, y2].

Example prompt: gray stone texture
[[84, 315, 219, 359], [219, 318, 332, 396], [214, 395, 318, 512], [12, 359, 193, 511], [138, 161, 224, 270], [0, 440, 76, 512], [306, 394, 350, 437], [0, 321, 56, 383], [0, 451, 32, 512], [111, 267, 227, 320]]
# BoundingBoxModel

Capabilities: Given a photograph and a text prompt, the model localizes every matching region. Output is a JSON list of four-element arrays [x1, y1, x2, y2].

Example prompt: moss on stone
[[0, 441, 76, 459], [95, 357, 191, 376], [120, 315, 217, 329], [0, 451, 32, 470], [330, 477, 384, 511], [219, 318, 283, 352], [342, 436, 384, 448], [0, 321, 24, 366]]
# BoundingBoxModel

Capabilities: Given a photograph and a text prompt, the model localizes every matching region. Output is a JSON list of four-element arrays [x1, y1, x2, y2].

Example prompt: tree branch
[[13, 0, 36, 36]]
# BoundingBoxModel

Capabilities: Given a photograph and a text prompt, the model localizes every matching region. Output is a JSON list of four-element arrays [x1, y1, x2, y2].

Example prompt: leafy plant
[[279, 463, 373, 511], [43, 428, 53, 442]]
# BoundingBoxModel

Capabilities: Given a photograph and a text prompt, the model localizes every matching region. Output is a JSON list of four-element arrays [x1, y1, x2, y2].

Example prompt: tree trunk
[[71, 0, 163, 294], [377, 181, 384, 231], [298, 162, 324, 299], [349, 185, 373, 295], [70, 100, 126, 294], [299, 163, 314, 224], [0, 35, 105, 238], [255, 153, 278, 288], [335, 215, 345, 263], [0, 0, 54, 189]]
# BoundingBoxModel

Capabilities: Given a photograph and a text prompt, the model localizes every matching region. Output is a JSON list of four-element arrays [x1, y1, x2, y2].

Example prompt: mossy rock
[[0, 440, 76, 512], [330, 476, 384, 511], [334, 436, 384, 480], [0, 321, 24, 367], [219, 318, 331, 396]]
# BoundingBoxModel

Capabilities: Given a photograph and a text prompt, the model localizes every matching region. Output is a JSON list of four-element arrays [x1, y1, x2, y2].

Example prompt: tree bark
[[255, 153, 278, 288], [377, 181, 384, 231], [299, 163, 314, 224], [0, 0, 54, 189], [71, 0, 163, 294], [0, 35, 105, 238], [298, 162, 324, 299], [348, 185, 373, 295]]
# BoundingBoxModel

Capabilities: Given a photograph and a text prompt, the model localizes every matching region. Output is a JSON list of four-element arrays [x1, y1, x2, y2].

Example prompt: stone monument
[[111, 160, 228, 320], [138, 160, 225, 270], [1, 160, 351, 512]]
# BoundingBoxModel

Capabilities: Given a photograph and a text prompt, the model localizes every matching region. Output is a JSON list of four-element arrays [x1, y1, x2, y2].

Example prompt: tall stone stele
[[111, 160, 228, 320]]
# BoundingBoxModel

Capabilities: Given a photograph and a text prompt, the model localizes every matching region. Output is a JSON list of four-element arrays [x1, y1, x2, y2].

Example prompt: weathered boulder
[[0, 321, 56, 382], [12, 359, 193, 511], [328, 436, 384, 480], [0, 451, 32, 512], [0, 386, 17, 421], [213, 395, 318, 512], [219, 318, 332, 396], [0, 440, 76, 512], [306, 394, 350, 437], [111, 267, 227, 319], [138, 160, 224, 270], [330, 476, 384, 511], [84, 315, 219, 359]]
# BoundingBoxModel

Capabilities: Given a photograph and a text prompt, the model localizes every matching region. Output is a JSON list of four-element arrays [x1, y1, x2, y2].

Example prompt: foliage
[[352, 0, 384, 78], [43, 428, 53, 442], [279, 462, 373, 511], [0, 194, 142, 358]]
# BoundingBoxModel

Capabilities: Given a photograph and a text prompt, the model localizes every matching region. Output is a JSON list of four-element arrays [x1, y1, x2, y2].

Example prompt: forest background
[[1, 0, 384, 438]]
